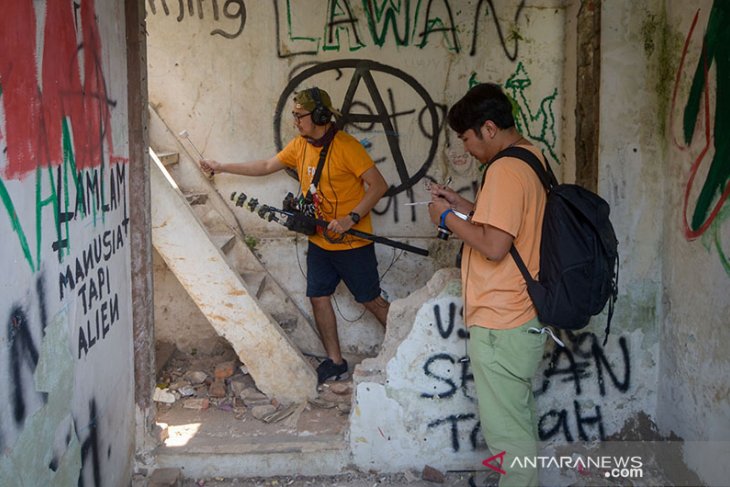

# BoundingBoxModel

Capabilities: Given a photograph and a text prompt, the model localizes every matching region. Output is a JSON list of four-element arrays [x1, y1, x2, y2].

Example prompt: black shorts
[[306, 242, 381, 303]]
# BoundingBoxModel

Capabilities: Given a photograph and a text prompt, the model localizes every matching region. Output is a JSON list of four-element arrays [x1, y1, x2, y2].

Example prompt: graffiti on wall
[[274, 0, 525, 57], [274, 59, 442, 197], [146, 0, 247, 38], [672, 0, 730, 276], [419, 300, 484, 453], [536, 332, 631, 442], [0, 1, 127, 484], [273, 59, 560, 226], [470, 62, 560, 167], [505, 62, 560, 166], [413, 300, 632, 452]]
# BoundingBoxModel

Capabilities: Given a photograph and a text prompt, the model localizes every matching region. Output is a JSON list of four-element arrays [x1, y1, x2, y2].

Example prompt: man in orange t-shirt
[[428, 83, 548, 487], [201, 87, 389, 383]]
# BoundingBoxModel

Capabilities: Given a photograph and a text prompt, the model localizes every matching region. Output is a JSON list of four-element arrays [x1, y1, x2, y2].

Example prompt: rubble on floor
[[154, 344, 353, 448]]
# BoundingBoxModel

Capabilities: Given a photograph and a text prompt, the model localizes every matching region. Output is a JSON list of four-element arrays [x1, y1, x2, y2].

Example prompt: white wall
[[0, 1, 135, 485], [659, 1, 730, 485]]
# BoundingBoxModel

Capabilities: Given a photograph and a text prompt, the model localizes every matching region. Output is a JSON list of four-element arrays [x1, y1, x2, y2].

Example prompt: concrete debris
[[260, 402, 303, 424], [421, 465, 445, 484], [184, 371, 208, 385], [308, 397, 337, 409], [177, 385, 196, 397], [402, 469, 419, 483], [148, 467, 181, 486], [182, 398, 210, 410], [240, 387, 269, 407], [153, 387, 177, 404], [250, 404, 278, 420], [169, 380, 190, 390], [240, 386, 266, 400], [239, 364, 249, 375], [329, 383, 352, 395], [229, 377, 248, 397]]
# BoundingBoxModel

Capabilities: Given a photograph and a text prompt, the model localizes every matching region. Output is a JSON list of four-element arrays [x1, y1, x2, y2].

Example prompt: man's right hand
[[430, 184, 458, 205], [199, 159, 220, 175]]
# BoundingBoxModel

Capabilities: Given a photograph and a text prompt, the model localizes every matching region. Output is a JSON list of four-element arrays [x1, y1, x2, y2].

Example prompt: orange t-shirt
[[277, 131, 375, 251], [461, 145, 547, 329]]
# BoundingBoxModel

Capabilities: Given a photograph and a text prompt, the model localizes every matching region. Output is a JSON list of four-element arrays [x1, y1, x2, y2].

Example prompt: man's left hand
[[327, 216, 355, 234], [428, 197, 451, 225]]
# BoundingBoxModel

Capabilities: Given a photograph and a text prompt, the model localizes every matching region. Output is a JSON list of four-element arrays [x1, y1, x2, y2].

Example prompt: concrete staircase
[[148, 104, 329, 402], [150, 148, 317, 403]]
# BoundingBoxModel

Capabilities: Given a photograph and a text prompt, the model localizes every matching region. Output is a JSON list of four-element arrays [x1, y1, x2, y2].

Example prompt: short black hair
[[447, 83, 515, 136]]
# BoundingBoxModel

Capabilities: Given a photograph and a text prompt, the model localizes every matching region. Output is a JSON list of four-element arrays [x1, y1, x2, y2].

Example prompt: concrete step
[[241, 271, 267, 299], [150, 148, 317, 403], [155, 435, 350, 478], [157, 151, 179, 167], [184, 192, 209, 206], [209, 232, 236, 254]]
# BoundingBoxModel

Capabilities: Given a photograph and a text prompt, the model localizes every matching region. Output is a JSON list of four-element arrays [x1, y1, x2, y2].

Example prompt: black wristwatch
[[348, 211, 361, 224]]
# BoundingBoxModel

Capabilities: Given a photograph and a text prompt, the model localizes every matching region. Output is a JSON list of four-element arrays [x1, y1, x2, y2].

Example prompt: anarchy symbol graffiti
[[274, 59, 440, 196]]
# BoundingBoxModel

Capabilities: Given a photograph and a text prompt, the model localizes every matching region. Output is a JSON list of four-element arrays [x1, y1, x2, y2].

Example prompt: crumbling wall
[[350, 265, 655, 481]]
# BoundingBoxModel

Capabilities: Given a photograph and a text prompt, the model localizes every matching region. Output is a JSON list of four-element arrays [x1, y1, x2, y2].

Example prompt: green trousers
[[468, 317, 547, 487]]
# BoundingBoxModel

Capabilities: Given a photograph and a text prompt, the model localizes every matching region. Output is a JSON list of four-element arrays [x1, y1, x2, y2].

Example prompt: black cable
[[333, 247, 402, 323], [322, 143, 345, 244], [293, 233, 307, 280]]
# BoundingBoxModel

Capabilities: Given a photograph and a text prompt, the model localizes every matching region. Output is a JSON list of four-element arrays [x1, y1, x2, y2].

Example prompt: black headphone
[[309, 88, 332, 126]]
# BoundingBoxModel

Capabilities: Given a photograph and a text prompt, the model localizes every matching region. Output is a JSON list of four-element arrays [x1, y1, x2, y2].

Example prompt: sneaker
[[316, 358, 349, 383]]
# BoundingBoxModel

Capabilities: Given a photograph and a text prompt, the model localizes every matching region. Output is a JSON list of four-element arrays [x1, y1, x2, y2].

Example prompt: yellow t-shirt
[[277, 131, 375, 251], [461, 145, 547, 330]]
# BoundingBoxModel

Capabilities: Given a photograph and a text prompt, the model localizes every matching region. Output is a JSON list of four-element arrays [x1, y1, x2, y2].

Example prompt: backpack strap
[[509, 245, 537, 285], [485, 145, 554, 285], [493, 146, 558, 190], [482, 146, 558, 310]]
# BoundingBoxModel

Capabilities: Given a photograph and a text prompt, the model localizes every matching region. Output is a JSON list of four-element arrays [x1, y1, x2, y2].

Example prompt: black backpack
[[490, 146, 619, 345]]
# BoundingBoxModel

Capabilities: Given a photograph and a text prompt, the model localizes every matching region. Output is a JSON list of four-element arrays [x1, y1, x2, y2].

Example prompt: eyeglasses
[[292, 111, 312, 122]]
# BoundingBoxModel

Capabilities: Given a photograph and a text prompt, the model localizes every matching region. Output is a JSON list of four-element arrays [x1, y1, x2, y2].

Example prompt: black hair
[[446, 83, 515, 137]]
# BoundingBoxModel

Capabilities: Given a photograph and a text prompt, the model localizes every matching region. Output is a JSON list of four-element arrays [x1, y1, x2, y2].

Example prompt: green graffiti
[[323, 0, 366, 52], [413, 0, 460, 52], [504, 62, 560, 165], [683, 0, 730, 232], [0, 179, 36, 272], [468, 72, 479, 88], [362, 0, 410, 47], [35, 164, 60, 267], [284, 0, 320, 52]]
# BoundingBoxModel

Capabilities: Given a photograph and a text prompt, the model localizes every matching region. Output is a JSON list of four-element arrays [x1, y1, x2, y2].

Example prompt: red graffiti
[[670, 8, 730, 240], [0, 0, 118, 180]]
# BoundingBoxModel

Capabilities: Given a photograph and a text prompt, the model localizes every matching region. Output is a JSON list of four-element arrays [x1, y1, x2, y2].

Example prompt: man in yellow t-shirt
[[200, 87, 389, 383], [428, 83, 547, 487]]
